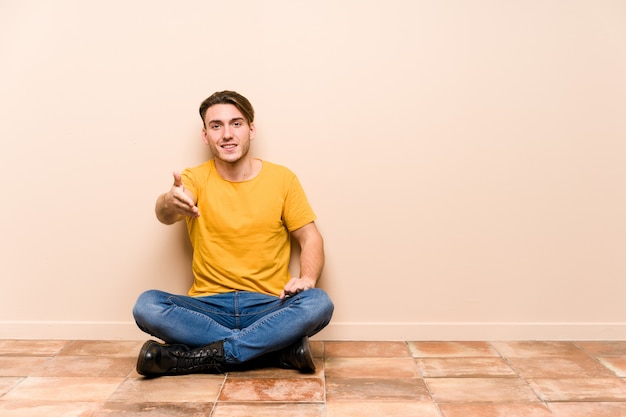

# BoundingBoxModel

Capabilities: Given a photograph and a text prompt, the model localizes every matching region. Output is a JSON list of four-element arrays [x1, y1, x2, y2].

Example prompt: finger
[[283, 279, 297, 294], [170, 172, 198, 210], [173, 189, 192, 205], [186, 205, 200, 217], [172, 171, 183, 187], [280, 279, 300, 300], [174, 195, 198, 213]]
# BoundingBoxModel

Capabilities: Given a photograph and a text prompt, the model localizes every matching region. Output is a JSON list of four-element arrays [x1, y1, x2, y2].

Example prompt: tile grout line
[[490, 341, 551, 407], [572, 341, 625, 379], [489, 341, 562, 414], [207, 371, 229, 417], [321, 341, 328, 417], [101, 347, 136, 414], [407, 341, 445, 417], [2, 376, 27, 400]]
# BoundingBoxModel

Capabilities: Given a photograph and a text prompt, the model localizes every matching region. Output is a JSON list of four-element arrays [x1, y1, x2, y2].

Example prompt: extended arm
[[155, 171, 199, 225], [280, 222, 325, 300]]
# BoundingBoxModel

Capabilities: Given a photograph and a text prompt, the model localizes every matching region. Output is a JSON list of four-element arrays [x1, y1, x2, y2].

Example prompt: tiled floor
[[1, 340, 626, 416]]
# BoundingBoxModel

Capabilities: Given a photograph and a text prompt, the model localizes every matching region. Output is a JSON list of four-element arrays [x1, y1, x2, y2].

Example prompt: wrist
[[300, 276, 316, 288]]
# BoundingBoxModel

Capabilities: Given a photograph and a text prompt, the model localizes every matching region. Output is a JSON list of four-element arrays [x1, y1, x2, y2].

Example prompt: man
[[132, 91, 334, 377]]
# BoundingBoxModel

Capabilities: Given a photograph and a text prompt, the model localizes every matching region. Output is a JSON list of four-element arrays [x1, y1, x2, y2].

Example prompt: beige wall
[[1, 0, 625, 341]]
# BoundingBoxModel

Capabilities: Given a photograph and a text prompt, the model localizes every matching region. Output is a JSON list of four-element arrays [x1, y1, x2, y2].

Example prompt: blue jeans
[[132, 288, 334, 364]]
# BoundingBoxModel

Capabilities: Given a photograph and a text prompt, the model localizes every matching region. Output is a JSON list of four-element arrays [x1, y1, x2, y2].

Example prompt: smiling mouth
[[221, 144, 237, 149]]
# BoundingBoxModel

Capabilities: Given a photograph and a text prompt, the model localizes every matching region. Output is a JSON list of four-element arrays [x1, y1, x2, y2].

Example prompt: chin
[[218, 154, 243, 164]]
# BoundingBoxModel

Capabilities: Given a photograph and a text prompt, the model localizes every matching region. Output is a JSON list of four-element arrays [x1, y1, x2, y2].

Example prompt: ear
[[249, 122, 256, 141], [201, 127, 209, 145]]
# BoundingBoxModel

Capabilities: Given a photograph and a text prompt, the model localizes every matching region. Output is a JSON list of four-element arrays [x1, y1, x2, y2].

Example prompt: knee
[[306, 288, 334, 319], [132, 289, 167, 325], [300, 288, 334, 335]]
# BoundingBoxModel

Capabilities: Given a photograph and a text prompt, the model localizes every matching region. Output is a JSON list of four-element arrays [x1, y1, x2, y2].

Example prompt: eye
[[233, 121, 242, 127], [211, 123, 221, 130]]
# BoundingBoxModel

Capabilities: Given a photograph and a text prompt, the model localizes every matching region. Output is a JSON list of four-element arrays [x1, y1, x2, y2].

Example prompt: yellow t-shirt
[[181, 160, 316, 297]]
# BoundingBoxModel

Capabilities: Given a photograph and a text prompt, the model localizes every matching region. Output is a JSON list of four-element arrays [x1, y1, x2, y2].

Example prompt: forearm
[[280, 222, 325, 299], [298, 232, 325, 286]]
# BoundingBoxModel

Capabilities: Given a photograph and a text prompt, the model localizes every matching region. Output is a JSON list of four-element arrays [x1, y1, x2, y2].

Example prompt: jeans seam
[[172, 295, 233, 318], [232, 295, 301, 340], [166, 296, 233, 332]]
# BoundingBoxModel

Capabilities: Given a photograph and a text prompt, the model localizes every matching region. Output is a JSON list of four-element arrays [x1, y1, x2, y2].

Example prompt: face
[[201, 103, 256, 165]]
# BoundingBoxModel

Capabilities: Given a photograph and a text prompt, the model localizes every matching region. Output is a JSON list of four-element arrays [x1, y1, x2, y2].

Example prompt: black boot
[[136, 340, 225, 377], [275, 336, 316, 373]]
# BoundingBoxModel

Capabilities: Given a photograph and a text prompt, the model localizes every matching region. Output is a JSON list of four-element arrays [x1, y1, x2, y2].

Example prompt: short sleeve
[[282, 174, 317, 231], [181, 168, 197, 200]]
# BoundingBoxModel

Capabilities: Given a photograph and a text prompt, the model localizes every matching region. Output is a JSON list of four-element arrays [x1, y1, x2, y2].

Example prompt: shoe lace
[[173, 347, 223, 373]]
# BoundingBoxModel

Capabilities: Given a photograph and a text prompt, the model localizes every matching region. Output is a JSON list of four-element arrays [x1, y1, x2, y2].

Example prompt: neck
[[215, 157, 261, 182]]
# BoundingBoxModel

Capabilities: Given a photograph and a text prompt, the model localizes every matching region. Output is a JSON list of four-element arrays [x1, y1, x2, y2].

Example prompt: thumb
[[172, 171, 184, 188]]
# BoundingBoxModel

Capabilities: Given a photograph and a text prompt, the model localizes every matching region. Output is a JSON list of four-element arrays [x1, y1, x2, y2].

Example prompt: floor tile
[[439, 403, 554, 417], [59, 340, 144, 358], [109, 375, 223, 403], [325, 357, 420, 378], [0, 340, 71, 356], [597, 357, 626, 377], [219, 377, 324, 402], [324, 341, 410, 357], [408, 341, 499, 358], [32, 356, 136, 378], [2, 377, 124, 402], [326, 401, 440, 417], [549, 401, 626, 417], [326, 377, 430, 401], [426, 377, 540, 403], [0, 357, 51, 377], [506, 356, 616, 378], [0, 400, 102, 417], [417, 357, 516, 378], [212, 403, 325, 417], [575, 341, 626, 356], [95, 401, 213, 417], [528, 378, 626, 401], [491, 341, 587, 358]]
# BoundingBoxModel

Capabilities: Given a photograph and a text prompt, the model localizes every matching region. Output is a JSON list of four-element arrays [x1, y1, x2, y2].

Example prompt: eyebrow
[[208, 117, 245, 125]]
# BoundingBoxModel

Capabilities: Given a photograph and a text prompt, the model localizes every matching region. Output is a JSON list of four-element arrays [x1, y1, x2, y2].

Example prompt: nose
[[223, 125, 234, 139]]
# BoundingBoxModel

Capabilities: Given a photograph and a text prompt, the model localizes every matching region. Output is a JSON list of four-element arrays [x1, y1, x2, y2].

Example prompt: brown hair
[[199, 90, 255, 126]]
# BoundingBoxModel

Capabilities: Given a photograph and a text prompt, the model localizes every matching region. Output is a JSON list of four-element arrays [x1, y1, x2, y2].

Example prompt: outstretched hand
[[166, 171, 200, 218]]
